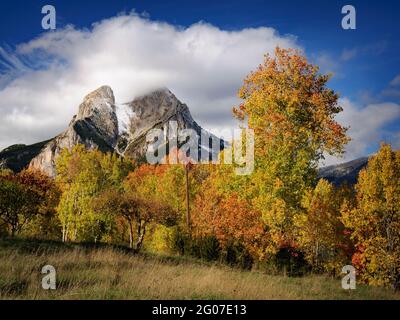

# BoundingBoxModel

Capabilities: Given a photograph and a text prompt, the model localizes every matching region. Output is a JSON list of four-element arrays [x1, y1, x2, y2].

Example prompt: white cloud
[[340, 48, 358, 61], [339, 41, 388, 62], [0, 13, 298, 150], [381, 88, 400, 99], [322, 98, 400, 166], [314, 52, 341, 76], [390, 75, 400, 87], [382, 74, 400, 99]]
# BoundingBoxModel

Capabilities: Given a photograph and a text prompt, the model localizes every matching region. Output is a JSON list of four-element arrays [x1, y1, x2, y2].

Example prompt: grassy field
[[0, 239, 399, 300]]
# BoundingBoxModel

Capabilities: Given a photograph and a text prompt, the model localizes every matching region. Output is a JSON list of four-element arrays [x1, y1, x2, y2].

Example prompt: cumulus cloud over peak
[[323, 98, 400, 166], [0, 13, 298, 150]]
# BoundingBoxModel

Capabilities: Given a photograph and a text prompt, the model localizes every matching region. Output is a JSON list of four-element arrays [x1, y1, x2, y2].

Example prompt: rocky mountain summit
[[0, 86, 222, 176]]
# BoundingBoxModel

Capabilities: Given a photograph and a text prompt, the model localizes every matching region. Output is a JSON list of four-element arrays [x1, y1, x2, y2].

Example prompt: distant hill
[[318, 157, 369, 186], [0, 140, 51, 172]]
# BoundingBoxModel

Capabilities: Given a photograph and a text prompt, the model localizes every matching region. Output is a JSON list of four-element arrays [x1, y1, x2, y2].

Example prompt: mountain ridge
[[0, 86, 222, 176], [317, 157, 369, 185]]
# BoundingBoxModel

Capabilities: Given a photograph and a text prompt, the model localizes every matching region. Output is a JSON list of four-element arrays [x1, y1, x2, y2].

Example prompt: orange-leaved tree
[[0, 169, 57, 237], [192, 168, 267, 262]]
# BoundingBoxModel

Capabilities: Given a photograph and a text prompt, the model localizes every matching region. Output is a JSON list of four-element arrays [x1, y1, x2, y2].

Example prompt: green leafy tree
[[55, 145, 133, 242]]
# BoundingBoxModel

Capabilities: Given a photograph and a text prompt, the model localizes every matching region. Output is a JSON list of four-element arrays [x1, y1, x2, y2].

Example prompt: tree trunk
[[135, 221, 146, 253], [129, 220, 134, 249], [62, 224, 69, 242]]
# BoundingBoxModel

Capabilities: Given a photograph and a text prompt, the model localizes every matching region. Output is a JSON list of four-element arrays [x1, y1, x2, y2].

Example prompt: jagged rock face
[[29, 86, 119, 176], [129, 89, 182, 141], [1, 85, 222, 177], [116, 88, 211, 160], [76, 85, 119, 146]]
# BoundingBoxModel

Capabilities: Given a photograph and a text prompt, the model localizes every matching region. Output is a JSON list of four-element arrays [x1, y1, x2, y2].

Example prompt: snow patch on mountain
[[115, 103, 135, 134]]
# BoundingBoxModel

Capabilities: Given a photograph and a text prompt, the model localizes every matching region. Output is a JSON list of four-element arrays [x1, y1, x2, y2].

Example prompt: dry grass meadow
[[0, 239, 399, 300]]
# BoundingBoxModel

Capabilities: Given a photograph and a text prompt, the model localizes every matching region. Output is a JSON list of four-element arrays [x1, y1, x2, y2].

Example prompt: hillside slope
[[0, 239, 398, 300]]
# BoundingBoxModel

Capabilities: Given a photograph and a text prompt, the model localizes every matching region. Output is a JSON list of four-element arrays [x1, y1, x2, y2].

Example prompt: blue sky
[[0, 0, 399, 164]]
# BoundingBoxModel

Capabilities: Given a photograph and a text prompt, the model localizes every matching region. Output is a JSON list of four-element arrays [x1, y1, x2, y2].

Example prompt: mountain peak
[[130, 88, 179, 113], [0, 86, 222, 176], [77, 85, 116, 121], [84, 85, 115, 103]]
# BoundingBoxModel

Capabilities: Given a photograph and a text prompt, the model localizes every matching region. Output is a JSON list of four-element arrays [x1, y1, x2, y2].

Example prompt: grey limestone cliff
[[1, 85, 223, 176]]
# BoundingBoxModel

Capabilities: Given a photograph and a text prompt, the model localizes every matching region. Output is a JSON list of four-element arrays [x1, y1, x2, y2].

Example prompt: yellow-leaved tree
[[294, 179, 353, 274], [55, 145, 133, 242], [341, 143, 400, 289], [232, 47, 349, 256]]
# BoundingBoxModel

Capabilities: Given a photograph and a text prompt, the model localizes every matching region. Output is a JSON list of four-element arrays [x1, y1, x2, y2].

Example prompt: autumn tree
[[122, 164, 178, 251], [161, 148, 210, 231], [342, 144, 400, 289], [132, 148, 211, 253], [55, 145, 133, 242], [231, 47, 349, 256], [93, 187, 176, 251], [294, 179, 353, 273], [0, 169, 56, 237], [192, 172, 266, 262]]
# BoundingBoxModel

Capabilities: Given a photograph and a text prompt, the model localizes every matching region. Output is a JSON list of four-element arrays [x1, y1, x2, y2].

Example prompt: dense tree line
[[0, 48, 398, 290]]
